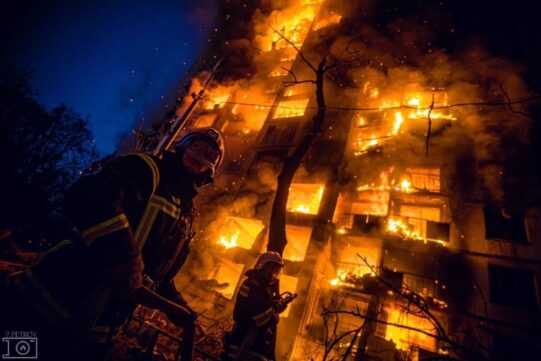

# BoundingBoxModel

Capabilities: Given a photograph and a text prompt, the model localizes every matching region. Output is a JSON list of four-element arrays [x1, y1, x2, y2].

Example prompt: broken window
[[287, 183, 324, 215], [283, 225, 312, 262], [488, 264, 537, 309], [272, 98, 310, 119], [484, 207, 528, 243], [216, 217, 265, 250]]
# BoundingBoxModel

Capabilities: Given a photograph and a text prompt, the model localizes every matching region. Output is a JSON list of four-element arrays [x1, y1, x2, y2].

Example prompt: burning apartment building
[[134, 0, 541, 359]]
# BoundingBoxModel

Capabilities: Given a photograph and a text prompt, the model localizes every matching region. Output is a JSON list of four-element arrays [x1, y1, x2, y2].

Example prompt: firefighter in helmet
[[224, 251, 289, 361], [2, 128, 225, 361]]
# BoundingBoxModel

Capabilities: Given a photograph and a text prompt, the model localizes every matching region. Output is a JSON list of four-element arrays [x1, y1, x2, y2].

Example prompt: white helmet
[[254, 251, 284, 270]]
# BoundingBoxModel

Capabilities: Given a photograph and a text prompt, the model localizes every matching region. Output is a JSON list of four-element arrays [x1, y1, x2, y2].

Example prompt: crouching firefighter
[[223, 252, 297, 361], [2, 128, 225, 361]]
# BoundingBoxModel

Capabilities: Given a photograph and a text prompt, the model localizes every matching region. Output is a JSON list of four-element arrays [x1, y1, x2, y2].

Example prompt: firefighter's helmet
[[254, 251, 284, 270], [174, 127, 224, 187]]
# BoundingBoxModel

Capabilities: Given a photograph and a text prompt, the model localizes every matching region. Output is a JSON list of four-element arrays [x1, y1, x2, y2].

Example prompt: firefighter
[[224, 252, 289, 361], [2, 128, 225, 361]]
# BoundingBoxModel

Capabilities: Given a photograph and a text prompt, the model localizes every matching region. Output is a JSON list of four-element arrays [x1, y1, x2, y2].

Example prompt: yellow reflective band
[[150, 195, 180, 219], [80, 214, 130, 246], [134, 204, 159, 250], [134, 153, 160, 193], [135, 194, 181, 249], [253, 307, 273, 326]]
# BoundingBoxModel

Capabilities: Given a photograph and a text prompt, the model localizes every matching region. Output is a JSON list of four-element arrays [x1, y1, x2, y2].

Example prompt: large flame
[[384, 306, 438, 351], [255, 1, 321, 53], [287, 184, 325, 214], [216, 217, 265, 250]]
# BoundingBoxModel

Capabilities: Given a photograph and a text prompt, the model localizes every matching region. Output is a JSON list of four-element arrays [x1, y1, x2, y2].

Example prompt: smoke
[[177, 0, 535, 287]]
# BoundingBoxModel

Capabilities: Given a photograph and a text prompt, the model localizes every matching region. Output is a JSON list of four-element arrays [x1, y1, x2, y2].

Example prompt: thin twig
[[269, 25, 317, 72], [426, 93, 435, 156]]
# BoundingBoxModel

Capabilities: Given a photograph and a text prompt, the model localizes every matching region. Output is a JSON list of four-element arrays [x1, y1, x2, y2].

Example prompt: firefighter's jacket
[[227, 270, 280, 361], [8, 151, 197, 338]]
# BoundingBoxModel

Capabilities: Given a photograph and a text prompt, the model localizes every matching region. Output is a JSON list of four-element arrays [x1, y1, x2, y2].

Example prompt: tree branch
[[426, 93, 435, 156], [270, 26, 317, 72]]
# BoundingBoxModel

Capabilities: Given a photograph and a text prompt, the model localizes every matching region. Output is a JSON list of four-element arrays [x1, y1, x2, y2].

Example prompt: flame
[[204, 85, 234, 110], [405, 93, 456, 121], [273, 98, 310, 119], [399, 179, 413, 193], [329, 267, 375, 287], [392, 112, 404, 135], [386, 217, 447, 246], [255, 2, 320, 53], [313, 13, 342, 30], [385, 306, 437, 351], [386, 217, 421, 240], [287, 184, 324, 215], [217, 230, 239, 249]]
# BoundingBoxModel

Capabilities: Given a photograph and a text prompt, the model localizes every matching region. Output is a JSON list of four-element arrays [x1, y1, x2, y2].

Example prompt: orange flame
[[217, 230, 239, 249], [287, 184, 324, 215]]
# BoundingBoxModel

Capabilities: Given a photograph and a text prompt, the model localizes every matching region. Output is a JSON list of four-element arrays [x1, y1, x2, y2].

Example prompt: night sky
[[1, 0, 214, 155], [2, 0, 541, 155]]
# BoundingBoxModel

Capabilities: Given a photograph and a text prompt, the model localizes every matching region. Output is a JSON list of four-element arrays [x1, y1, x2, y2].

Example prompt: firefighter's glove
[[273, 300, 288, 314]]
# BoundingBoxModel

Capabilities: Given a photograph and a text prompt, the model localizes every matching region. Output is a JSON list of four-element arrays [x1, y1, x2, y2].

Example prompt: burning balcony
[[329, 237, 382, 288], [286, 183, 324, 215], [216, 217, 265, 250], [378, 305, 441, 352]]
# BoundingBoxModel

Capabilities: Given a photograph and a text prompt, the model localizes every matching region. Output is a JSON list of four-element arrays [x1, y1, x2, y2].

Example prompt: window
[[484, 207, 528, 243], [216, 217, 265, 250], [488, 265, 537, 309], [352, 215, 384, 235], [286, 184, 324, 215], [426, 221, 450, 242], [399, 205, 441, 239], [273, 98, 310, 119]]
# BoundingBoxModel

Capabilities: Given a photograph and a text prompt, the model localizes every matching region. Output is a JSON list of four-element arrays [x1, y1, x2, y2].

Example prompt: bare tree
[[266, 28, 337, 254], [312, 255, 497, 361]]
